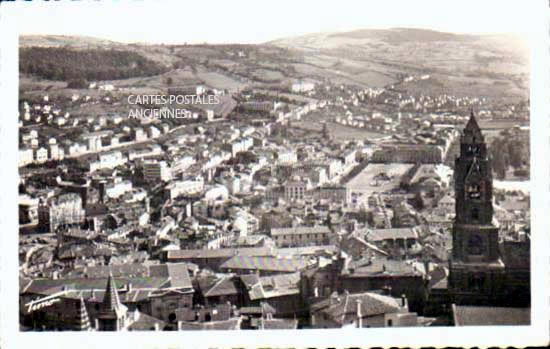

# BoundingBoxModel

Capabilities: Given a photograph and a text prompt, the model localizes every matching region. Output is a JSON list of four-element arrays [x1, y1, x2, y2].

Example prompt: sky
[[6, 0, 540, 44]]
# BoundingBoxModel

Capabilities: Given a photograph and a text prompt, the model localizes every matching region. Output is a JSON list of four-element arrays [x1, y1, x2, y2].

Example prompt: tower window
[[468, 274, 485, 291], [466, 184, 481, 199], [467, 234, 483, 255]]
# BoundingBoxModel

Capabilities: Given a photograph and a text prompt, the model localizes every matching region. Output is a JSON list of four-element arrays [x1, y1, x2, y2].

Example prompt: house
[[310, 291, 428, 328], [365, 227, 419, 250], [35, 147, 49, 163], [283, 180, 309, 201], [19, 148, 34, 167], [340, 234, 389, 260], [196, 275, 243, 308], [220, 255, 312, 276], [238, 272, 303, 318], [271, 226, 331, 248], [340, 257, 427, 314], [142, 160, 172, 182], [89, 151, 127, 173]]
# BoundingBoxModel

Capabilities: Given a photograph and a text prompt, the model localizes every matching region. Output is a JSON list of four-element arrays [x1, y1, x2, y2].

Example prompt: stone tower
[[449, 111, 505, 305]]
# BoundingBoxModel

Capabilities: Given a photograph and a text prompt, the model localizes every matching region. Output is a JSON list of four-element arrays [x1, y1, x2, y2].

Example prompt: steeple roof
[[465, 110, 480, 133], [101, 272, 123, 315], [75, 296, 91, 331], [462, 110, 484, 143]]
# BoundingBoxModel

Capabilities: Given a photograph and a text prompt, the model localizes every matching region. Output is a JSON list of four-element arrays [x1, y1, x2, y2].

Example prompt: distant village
[[18, 69, 530, 330]]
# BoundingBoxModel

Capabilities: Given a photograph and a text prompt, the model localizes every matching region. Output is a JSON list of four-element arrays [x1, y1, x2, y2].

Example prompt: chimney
[[401, 294, 407, 309], [177, 321, 183, 331], [127, 283, 132, 292], [154, 323, 160, 331], [356, 299, 363, 328]]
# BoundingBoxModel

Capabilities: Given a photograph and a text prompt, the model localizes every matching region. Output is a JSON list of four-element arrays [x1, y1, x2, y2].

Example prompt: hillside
[[19, 28, 529, 102], [20, 47, 169, 81], [269, 28, 529, 100]]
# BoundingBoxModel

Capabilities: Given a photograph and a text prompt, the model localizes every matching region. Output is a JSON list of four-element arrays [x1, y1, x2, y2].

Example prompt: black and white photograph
[[0, 0, 548, 348]]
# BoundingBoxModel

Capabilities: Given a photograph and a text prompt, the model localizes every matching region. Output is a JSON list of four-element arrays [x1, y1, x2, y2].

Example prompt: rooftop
[[452, 305, 530, 326], [221, 256, 311, 273]]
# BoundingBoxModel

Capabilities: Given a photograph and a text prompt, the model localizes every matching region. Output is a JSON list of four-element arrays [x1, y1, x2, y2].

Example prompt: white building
[[89, 151, 127, 172], [277, 149, 298, 165], [105, 178, 133, 199], [19, 148, 34, 167], [35, 147, 48, 163], [291, 81, 315, 93], [143, 160, 172, 182], [165, 179, 204, 200]]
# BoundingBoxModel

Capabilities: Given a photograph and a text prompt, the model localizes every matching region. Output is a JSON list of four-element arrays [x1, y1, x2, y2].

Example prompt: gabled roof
[[166, 247, 274, 260], [311, 292, 402, 325], [149, 263, 193, 289], [204, 276, 239, 297], [221, 256, 310, 273], [345, 258, 425, 277], [366, 228, 418, 241]]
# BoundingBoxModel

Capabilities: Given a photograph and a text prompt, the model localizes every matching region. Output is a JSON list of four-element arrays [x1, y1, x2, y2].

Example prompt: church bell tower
[[449, 111, 505, 305]]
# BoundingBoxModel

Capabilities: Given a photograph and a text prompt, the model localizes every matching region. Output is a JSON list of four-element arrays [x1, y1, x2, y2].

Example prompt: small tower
[[96, 272, 128, 331], [75, 296, 91, 331]]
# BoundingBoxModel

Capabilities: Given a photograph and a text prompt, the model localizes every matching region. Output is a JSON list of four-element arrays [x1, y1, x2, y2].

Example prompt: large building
[[143, 160, 172, 182], [448, 112, 530, 308], [38, 193, 86, 232]]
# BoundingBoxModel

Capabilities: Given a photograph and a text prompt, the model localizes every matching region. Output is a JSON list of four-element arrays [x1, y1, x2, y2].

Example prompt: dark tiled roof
[[311, 292, 401, 325], [166, 247, 274, 260], [221, 256, 310, 273], [64, 264, 149, 279], [347, 258, 424, 277], [204, 276, 239, 297], [366, 228, 418, 241], [452, 305, 530, 326], [149, 263, 193, 289]]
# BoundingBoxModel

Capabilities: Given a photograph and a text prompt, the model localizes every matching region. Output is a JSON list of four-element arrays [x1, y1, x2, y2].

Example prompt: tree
[[322, 122, 330, 139], [492, 150, 508, 180], [67, 78, 88, 89], [411, 192, 425, 211]]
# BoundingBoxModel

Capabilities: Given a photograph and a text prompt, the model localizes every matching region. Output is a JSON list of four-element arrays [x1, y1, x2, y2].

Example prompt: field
[[195, 70, 247, 91], [345, 163, 414, 195]]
